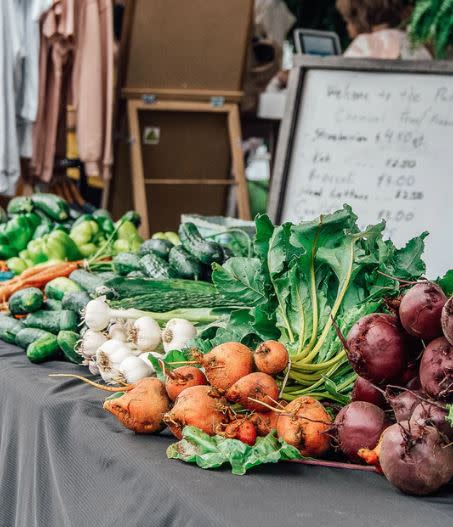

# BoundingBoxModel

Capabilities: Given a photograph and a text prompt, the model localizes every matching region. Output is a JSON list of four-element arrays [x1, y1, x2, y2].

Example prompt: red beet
[[346, 314, 408, 384], [380, 421, 453, 495], [410, 402, 453, 441], [386, 389, 421, 422], [351, 377, 386, 408], [335, 401, 388, 462], [399, 282, 446, 340], [419, 337, 453, 401], [441, 296, 453, 345]]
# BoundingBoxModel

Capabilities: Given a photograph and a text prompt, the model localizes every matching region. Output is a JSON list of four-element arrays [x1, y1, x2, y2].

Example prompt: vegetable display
[[0, 196, 451, 497]]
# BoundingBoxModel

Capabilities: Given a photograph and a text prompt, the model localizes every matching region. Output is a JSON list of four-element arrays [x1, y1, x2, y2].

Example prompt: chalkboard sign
[[270, 56, 453, 278]]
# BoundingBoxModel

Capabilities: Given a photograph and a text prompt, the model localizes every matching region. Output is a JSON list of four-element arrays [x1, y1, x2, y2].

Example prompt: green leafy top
[[409, 0, 453, 58], [208, 206, 428, 402], [167, 426, 301, 475]]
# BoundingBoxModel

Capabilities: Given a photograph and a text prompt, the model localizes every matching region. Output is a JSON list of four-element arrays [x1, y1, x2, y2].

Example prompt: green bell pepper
[[0, 244, 17, 259], [5, 215, 33, 251], [72, 214, 94, 229], [7, 257, 28, 275], [113, 239, 130, 254], [70, 220, 99, 246], [117, 220, 142, 242], [19, 250, 34, 267], [23, 212, 41, 230], [78, 243, 98, 258], [121, 210, 141, 227], [33, 222, 52, 240], [27, 239, 49, 265], [46, 231, 81, 261]]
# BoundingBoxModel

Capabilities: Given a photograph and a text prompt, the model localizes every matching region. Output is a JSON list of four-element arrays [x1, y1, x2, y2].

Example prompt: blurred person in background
[[337, 0, 431, 59]]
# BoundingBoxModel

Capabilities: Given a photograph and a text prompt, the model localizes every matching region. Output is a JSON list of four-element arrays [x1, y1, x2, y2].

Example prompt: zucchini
[[168, 246, 202, 280], [27, 334, 59, 363], [69, 269, 105, 294], [24, 310, 78, 334], [31, 193, 69, 221], [43, 299, 63, 311], [140, 253, 172, 279], [139, 239, 173, 260], [57, 330, 82, 364], [7, 196, 34, 214], [15, 327, 50, 349], [113, 253, 141, 275], [9, 287, 43, 315], [61, 291, 90, 314], [0, 315, 24, 345], [45, 277, 82, 300], [179, 223, 223, 265]]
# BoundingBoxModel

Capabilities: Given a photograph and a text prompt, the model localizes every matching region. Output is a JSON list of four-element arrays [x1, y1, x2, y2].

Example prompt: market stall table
[[0, 341, 452, 527]]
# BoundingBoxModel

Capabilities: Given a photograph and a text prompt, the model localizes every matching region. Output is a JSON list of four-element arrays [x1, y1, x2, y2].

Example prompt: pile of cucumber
[[0, 276, 92, 364], [112, 222, 229, 282]]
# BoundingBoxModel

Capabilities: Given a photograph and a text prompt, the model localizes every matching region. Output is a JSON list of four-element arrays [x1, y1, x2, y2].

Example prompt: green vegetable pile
[[200, 206, 427, 402], [1, 194, 143, 274]]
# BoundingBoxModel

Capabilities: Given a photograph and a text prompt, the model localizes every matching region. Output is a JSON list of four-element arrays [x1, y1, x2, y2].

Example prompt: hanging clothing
[[344, 29, 432, 60], [0, 0, 51, 195], [0, 0, 21, 195], [32, 0, 114, 183]]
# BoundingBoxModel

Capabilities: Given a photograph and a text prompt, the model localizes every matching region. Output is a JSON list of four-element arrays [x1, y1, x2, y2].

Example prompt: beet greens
[[202, 206, 427, 402]]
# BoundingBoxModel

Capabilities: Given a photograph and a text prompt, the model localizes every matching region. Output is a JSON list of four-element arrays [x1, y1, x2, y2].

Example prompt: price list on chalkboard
[[281, 69, 452, 277]]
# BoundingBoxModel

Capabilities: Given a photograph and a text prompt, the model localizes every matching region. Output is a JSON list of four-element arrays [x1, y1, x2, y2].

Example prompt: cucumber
[[168, 246, 202, 280], [45, 277, 82, 300], [112, 253, 141, 275], [15, 327, 51, 349], [27, 334, 59, 363], [59, 310, 79, 332], [179, 223, 223, 265], [24, 310, 78, 334], [0, 314, 24, 345], [140, 253, 172, 279], [139, 239, 173, 260], [57, 330, 82, 364], [9, 287, 43, 315], [31, 193, 69, 221], [43, 299, 63, 311], [69, 269, 105, 294], [61, 291, 90, 314]]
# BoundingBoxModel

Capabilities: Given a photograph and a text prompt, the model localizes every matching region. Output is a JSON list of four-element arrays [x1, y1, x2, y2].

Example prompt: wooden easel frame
[[127, 99, 251, 238]]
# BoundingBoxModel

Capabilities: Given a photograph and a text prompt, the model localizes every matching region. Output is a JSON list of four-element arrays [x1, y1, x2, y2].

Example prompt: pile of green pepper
[[1, 193, 143, 275]]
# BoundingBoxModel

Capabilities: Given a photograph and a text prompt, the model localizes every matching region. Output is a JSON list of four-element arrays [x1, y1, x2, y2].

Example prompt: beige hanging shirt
[[32, 0, 113, 182]]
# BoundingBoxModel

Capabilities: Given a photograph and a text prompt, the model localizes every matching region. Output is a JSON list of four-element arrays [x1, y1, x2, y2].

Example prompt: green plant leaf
[[148, 349, 191, 381], [167, 426, 302, 475], [437, 270, 453, 296]]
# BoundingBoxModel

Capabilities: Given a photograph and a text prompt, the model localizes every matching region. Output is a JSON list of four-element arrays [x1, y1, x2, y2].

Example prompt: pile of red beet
[[338, 282, 453, 495]]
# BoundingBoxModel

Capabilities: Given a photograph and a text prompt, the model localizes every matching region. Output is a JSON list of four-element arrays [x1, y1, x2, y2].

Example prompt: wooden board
[[270, 56, 453, 278], [124, 0, 253, 93]]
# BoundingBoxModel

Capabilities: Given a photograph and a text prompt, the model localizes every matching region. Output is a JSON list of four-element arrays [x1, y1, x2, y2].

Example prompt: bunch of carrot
[[0, 261, 80, 306]]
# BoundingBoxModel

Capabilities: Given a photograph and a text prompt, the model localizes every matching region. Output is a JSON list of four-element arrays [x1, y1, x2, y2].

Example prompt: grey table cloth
[[0, 341, 452, 527]]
